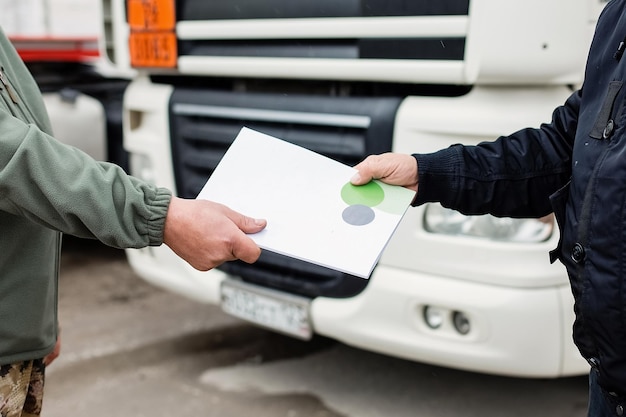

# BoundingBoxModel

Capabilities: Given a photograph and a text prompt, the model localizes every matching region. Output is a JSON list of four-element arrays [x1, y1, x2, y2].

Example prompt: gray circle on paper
[[342, 204, 375, 226]]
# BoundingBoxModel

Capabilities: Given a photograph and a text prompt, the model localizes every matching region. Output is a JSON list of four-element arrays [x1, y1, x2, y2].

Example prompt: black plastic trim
[[179, 38, 465, 61], [178, 0, 470, 20]]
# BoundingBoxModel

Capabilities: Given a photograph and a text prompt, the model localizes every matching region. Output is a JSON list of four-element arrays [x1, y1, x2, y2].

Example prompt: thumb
[[227, 211, 266, 264], [351, 161, 374, 185], [231, 212, 267, 234], [350, 171, 366, 185], [232, 233, 263, 264]]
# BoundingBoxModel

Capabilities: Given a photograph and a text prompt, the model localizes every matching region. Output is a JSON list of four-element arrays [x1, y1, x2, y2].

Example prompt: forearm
[[415, 90, 580, 218], [414, 136, 570, 218]]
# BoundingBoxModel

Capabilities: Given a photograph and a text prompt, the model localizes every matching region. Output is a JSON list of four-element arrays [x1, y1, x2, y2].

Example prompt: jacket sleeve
[[0, 107, 171, 248], [413, 88, 580, 218]]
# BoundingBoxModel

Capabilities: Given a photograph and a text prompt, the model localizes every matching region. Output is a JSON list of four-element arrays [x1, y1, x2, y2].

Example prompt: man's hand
[[351, 153, 419, 191], [163, 197, 267, 271]]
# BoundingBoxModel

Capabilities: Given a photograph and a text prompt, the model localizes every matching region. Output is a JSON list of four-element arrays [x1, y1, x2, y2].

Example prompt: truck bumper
[[312, 264, 588, 378], [126, 246, 588, 378]]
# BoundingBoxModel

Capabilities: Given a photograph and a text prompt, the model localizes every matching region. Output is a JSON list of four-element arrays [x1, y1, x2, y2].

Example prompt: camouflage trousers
[[0, 360, 45, 417]]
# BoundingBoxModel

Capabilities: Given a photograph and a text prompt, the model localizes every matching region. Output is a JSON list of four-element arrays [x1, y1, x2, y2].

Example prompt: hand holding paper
[[196, 127, 416, 278], [351, 153, 419, 191], [163, 197, 266, 271]]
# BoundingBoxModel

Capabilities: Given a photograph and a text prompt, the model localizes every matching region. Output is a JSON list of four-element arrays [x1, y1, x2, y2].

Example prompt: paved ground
[[41, 238, 590, 417], [44, 238, 343, 417]]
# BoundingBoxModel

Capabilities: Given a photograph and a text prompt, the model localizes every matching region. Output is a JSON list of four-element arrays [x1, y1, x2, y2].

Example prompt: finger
[[43, 350, 59, 366], [43, 355, 52, 366], [231, 233, 263, 264]]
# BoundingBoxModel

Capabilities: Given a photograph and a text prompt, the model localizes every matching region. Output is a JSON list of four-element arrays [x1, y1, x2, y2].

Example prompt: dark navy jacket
[[414, 0, 626, 403]]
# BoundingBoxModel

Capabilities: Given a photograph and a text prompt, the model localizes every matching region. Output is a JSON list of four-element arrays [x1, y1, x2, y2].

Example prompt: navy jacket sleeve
[[413, 89, 580, 218]]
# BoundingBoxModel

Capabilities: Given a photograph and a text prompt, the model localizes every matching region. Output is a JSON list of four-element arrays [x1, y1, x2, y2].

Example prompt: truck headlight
[[423, 204, 554, 243]]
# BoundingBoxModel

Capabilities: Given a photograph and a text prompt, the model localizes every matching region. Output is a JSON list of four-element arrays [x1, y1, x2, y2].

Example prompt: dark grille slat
[[219, 251, 365, 299], [183, 178, 210, 199], [181, 38, 466, 61], [181, 41, 358, 60], [177, 122, 239, 146], [179, 0, 470, 20], [235, 125, 366, 159], [181, 152, 223, 171]]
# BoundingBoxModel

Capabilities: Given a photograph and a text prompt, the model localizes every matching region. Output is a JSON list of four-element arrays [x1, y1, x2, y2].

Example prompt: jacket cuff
[[412, 146, 461, 207], [146, 187, 173, 246]]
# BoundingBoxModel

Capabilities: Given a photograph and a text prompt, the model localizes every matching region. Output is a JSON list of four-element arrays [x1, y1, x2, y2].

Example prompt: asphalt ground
[[41, 238, 590, 417]]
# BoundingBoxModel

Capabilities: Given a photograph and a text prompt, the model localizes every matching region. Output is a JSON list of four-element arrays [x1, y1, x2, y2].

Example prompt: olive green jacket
[[0, 28, 171, 364]]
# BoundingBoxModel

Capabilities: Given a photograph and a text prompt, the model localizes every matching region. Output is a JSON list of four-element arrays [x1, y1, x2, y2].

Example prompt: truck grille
[[176, 0, 468, 62], [169, 88, 401, 297], [169, 0, 472, 84]]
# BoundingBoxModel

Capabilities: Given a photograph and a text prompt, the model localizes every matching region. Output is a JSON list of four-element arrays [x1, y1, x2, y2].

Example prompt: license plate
[[220, 279, 313, 340]]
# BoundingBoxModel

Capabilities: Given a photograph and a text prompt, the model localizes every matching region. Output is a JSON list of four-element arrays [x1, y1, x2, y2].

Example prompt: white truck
[[105, 0, 607, 378], [0, 0, 131, 167]]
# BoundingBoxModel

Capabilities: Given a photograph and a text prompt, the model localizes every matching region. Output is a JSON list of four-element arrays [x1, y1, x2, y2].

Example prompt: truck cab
[[106, 0, 607, 377]]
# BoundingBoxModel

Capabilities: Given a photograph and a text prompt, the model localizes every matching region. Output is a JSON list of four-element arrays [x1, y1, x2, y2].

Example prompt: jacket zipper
[[0, 67, 18, 104], [0, 64, 40, 124]]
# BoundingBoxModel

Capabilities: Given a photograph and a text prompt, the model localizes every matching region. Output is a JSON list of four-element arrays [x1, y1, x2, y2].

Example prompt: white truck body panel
[[0, 0, 111, 160], [0, 0, 100, 38]]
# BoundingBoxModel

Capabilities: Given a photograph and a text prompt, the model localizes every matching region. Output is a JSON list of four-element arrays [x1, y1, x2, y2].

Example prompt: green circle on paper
[[341, 182, 384, 207]]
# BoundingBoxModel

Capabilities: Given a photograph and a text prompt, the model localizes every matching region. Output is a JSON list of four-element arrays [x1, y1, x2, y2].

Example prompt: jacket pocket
[[549, 180, 571, 263], [590, 80, 623, 139]]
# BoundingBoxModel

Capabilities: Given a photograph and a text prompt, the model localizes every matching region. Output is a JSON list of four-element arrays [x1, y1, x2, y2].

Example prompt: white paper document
[[196, 127, 416, 279]]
